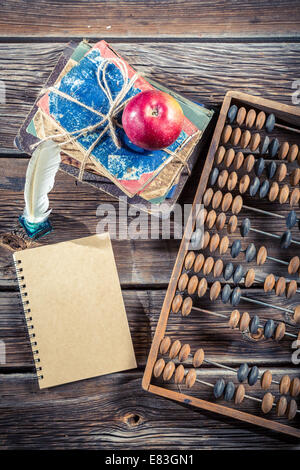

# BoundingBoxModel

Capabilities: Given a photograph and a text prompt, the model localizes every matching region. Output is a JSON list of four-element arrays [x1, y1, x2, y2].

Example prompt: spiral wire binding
[[13, 256, 43, 380]]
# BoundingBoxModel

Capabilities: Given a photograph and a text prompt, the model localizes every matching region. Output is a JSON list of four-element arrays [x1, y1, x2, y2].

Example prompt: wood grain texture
[[0, 0, 300, 38]]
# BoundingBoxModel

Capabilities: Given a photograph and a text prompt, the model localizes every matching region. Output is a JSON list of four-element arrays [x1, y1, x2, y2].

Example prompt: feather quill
[[23, 140, 61, 224]]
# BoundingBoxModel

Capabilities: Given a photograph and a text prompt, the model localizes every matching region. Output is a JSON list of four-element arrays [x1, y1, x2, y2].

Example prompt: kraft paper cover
[[14, 234, 137, 389]]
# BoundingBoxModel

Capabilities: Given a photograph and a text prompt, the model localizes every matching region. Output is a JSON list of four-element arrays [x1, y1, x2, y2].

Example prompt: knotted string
[[33, 57, 191, 182]]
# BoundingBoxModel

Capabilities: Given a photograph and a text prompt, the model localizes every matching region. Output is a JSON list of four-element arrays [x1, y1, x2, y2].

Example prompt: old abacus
[[143, 91, 300, 438]]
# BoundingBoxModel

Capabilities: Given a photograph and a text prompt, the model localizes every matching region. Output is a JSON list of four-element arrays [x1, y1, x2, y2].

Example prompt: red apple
[[122, 90, 184, 150]]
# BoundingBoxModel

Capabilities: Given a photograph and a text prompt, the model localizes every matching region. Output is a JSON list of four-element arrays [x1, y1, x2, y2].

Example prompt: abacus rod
[[267, 256, 288, 266], [251, 275, 300, 295], [204, 358, 236, 373], [240, 295, 294, 314], [275, 122, 300, 134], [243, 204, 285, 220], [250, 227, 300, 247]]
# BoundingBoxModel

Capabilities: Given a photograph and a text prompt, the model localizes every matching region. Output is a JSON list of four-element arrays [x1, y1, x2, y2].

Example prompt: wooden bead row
[[221, 125, 261, 152], [245, 268, 299, 300], [261, 371, 300, 398]]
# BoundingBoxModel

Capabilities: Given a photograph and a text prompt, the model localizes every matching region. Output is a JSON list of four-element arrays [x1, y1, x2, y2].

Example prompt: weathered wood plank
[[1, 42, 300, 151], [0, 0, 300, 38]]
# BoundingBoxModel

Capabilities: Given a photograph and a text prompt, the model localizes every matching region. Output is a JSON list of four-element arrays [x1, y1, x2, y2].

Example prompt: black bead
[[224, 263, 234, 281], [259, 180, 269, 199], [237, 363, 249, 383], [255, 157, 265, 177], [249, 314, 260, 334], [280, 230, 292, 249], [231, 239, 242, 258], [221, 284, 232, 303], [267, 161, 277, 179], [286, 210, 297, 229], [261, 135, 270, 155], [224, 381, 235, 401], [227, 104, 238, 124], [210, 167, 219, 186], [264, 319, 275, 339], [213, 378, 225, 398], [245, 243, 256, 262], [249, 177, 260, 197], [231, 287, 241, 306], [241, 218, 251, 237], [248, 366, 259, 386], [233, 264, 244, 284], [269, 138, 279, 158], [265, 113, 275, 133]]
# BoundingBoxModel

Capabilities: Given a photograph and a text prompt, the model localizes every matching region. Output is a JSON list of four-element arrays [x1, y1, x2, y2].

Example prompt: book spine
[[13, 255, 43, 383]]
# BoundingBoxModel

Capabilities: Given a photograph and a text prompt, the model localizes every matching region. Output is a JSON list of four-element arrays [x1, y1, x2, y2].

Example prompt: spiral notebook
[[13, 234, 137, 389]]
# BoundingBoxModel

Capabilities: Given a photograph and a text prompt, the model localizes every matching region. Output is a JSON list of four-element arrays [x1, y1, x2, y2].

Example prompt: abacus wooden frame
[[142, 90, 300, 439]]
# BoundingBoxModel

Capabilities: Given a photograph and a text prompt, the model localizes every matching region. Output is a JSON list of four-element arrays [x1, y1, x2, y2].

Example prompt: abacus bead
[[212, 190, 223, 209], [280, 375, 291, 394], [276, 396, 287, 417], [233, 151, 244, 170], [248, 366, 259, 386], [249, 314, 260, 334], [227, 104, 238, 123], [240, 130, 251, 148], [231, 287, 241, 307], [249, 133, 261, 151], [278, 141, 289, 160], [245, 243, 256, 262], [172, 294, 183, 313], [215, 146, 226, 165], [216, 212, 226, 231], [174, 364, 185, 384], [290, 187, 300, 206], [219, 236, 229, 255], [291, 168, 300, 186], [213, 378, 225, 398], [231, 239, 242, 258], [201, 231, 210, 250], [221, 125, 232, 144], [280, 231, 292, 249], [169, 340, 181, 359], [239, 174, 250, 194], [286, 210, 297, 229], [163, 361, 175, 381], [185, 368, 197, 388], [264, 273, 275, 292], [210, 167, 219, 185], [275, 322, 286, 341], [185, 251, 196, 270], [224, 381, 235, 401], [261, 392, 274, 414], [193, 348, 205, 367], [244, 154, 255, 172], [194, 253, 205, 273], [267, 161, 277, 179], [178, 273, 189, 291], [228, 215, 238, 234], [276, 163, 287, 182], [209, 233, 220, 252], [239, 312, 250, 332], [236, 107, 246, 126], [255, 111, 266, 130], [203, 187, 214, 206], [265, 113, 275, 133], [203, 256, 214, 275], [257, 246, 267, 265], [227, 171, 238, 191], [222, 192, 233, 212], [179, 343, 191, 362], [288, 256, 300, 274], [249, 176, 260, 197], [275, 276, 286, 296], [235, 384, 245, 404], [224, 262, 234, 281], [255, 157, 265, 177], [187, 275, 198, 295], [241, 218, 251, 237], [259, 180, 270, 199], [198, 278, 208, 297], [268, 182, 279, 202], [191, 228, 202, 249], [228, 309, 240, 328], [246, 109, 256, 128], [294, 306, 300, 324], [210, 281, 221, 301], [261, 370, 273, 390], [245, 268, 255, 288], [182, 297, 193, 317], [290, 377, 300, 398], [233, 264, 244, 284], [287, 144, 299, 162], [213, 259, 224, 277], [222, 284, 232, 303], [264, 319, 275, 339], [153, 358, 165, 378], [218, 169, 229, 189], [287, 399, 297, 420], [232, 195, 243, 215], [261, 135, 270, 154], [224, 148, 235, 167], [286, 280, 297, 300], [160, 336, 171, 354], [269, 138, 280, 158]]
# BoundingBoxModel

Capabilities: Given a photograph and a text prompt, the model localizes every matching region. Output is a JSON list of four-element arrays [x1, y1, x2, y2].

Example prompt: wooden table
[[0, 0, 300, 450]]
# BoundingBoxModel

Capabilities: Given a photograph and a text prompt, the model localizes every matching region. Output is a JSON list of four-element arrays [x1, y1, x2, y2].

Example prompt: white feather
[[23, 140, 61, 224]]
